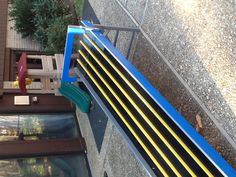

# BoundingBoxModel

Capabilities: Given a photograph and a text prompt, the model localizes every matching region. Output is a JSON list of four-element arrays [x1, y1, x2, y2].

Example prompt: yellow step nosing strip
[[79, 51, 181, 176], [77, 58, 169, 177], [80, 41, 196, 177], [83, 34, 214, 177]]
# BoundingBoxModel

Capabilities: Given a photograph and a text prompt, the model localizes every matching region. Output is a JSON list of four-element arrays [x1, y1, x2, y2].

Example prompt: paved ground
[[81, 0, 236, 169], [76, 109, 148, 177]]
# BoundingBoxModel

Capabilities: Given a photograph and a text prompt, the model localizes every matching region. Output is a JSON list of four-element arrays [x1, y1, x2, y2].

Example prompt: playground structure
[[12, 20, 236, 176], [60, 21, 236, 177], [3, 53, 64, 95]]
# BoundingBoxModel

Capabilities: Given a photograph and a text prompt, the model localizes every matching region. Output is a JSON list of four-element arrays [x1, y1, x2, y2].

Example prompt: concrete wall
[[0, 0, 8, 94]]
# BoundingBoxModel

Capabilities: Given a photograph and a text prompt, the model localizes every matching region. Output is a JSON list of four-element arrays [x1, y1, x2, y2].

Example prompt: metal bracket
[[93, 24, 140, 59]]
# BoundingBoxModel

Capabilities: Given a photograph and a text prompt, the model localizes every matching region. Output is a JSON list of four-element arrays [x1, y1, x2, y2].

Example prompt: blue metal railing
[[62, 20, 236, 177]]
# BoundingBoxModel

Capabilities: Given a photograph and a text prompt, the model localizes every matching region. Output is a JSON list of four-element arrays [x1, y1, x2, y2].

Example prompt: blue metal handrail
[[62, 20, 236, 177]]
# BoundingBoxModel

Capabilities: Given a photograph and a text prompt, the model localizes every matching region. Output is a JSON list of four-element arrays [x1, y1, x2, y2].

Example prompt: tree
[[9, 0, 74, 53], [9, 0, 36, 38], [45, 15, 74, 53]]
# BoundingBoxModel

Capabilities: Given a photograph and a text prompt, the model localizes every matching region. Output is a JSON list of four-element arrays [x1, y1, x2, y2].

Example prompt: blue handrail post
[[62, 26, 85, 82]]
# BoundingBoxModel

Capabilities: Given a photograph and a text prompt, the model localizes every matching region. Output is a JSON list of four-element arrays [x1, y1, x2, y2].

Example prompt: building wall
[[0, 0, 8, 95], [0, 94, 74, 113]]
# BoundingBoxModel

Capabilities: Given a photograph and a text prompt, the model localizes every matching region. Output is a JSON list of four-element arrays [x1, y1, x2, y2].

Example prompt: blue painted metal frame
[[74, 68, 157, 177], [62, 26, 85, 82], [63, 21, 236, 176]]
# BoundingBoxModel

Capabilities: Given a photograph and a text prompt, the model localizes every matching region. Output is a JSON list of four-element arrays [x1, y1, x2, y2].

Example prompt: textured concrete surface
[[76, 108, 148, 177], [82, 0, 137, 58], [132, 33, 236, 167], [115, 0, 236, 165], [140, 0, 236, 143], [126, 0, 147, 23], [82, 0, 100, 24], [79, 0, 236, 173], [103, 129, 148, 177], [85, 0, 135, 28], [87, 96, 108, 152], [76, 109, 112, 177]]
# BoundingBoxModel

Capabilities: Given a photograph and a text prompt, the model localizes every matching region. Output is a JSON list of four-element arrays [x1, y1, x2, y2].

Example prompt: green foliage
[[19, 158, 48, 177], [32, 0, 71, 48], [9, 0, 36, 38], [45, 15, 74, 53], [32, 0, 69, 21], [21, 116, 43, 135], [75, 0, 85, 17], [10, 0, 74, 53]]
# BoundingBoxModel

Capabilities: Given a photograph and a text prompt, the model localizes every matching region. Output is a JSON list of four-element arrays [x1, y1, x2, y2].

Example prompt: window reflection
[[0, 114, 78, 141], [0, 154, 90, 177], [0, 114, 90, 177]]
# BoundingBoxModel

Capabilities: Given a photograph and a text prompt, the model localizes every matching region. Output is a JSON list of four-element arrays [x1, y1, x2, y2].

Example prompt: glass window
[[0, 113, 79, 141], [0, 154, 90, 177], [0, 113, 91, 177]]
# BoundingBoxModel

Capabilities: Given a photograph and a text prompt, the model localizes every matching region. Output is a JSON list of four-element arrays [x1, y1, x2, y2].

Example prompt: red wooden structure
[[17, 53, 27, 94]]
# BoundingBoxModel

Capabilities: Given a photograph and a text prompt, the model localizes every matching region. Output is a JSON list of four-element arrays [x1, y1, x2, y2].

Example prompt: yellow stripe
[[79, 51, 181, 177], [83, 34, 214, 177], [77, 58, 169, 177], [80, 41, 196, 176]]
